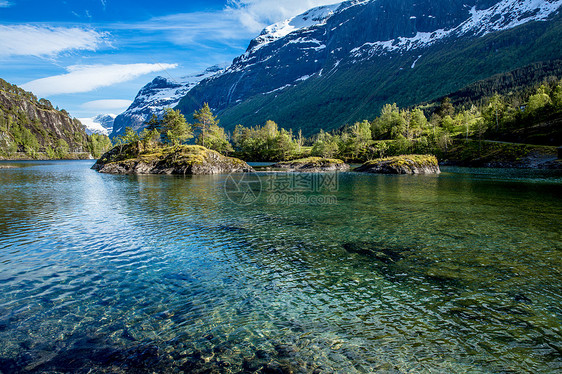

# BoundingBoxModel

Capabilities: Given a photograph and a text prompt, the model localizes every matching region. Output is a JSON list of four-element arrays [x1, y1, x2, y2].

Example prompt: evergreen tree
[[436, 97, 454, 118], [203, 124, 234, 155], [162, 109, 192, 146], [193, 103, 218, 148], [526, 85, 552, 114]]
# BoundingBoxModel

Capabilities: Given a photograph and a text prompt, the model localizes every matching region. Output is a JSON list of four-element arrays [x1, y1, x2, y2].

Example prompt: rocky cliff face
[[0, 78, 92, 157], [111, 66, 224, 137], [118, 0, 562, 136]]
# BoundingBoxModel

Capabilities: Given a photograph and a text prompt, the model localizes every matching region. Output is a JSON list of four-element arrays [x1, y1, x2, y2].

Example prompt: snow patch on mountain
[[351, 0, 562, 59], [250, 4, 340, 52], [79, 114, 116, 136], [111, 66, 224, 135], [460, 0, 562, 35], [127, 66, 224, 117], [247, 0, 369, 54]]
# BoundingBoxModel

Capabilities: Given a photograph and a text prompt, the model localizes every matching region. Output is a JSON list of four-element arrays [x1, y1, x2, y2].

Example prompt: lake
[[0, 160, 561, 373]]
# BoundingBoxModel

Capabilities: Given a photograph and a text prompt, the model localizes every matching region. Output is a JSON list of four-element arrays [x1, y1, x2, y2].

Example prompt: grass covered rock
[[355, 155, 440, 174], [92, 143, 253, 175], [272, 157, 350, 172]]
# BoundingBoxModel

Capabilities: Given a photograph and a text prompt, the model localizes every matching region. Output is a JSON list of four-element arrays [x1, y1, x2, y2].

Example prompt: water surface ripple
[[0, 161, 560, 373]]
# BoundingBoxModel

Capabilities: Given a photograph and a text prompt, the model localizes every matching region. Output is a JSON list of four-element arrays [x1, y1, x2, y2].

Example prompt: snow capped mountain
[[351, 0, 562, 59], [111, 65, 224, 136], [247, 2, 349, 54], [79, 114, 116, 136], [116, 0, 562, 136]]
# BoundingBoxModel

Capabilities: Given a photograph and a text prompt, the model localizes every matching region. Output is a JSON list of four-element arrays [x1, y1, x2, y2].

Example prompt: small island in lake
[[92, 143, 253, 175], [355, 155, 441, 174], [272, 157, 350, 172]]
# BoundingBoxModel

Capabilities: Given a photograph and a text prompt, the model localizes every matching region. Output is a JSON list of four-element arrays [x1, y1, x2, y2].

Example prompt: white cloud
[[81, 99, 132, 112], [0, 1, 12, 7], [0, 25, 107, 58], [226, 0, 342, 32], [21, 63, 178, 96], [114, 11, 254, 48], [112, 0, 341, 48]]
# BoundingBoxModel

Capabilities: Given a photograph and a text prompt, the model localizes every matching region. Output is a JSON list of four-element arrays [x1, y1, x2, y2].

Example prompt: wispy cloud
[[21, 63, 178, 96], [226, 0, 342, 32], [112, 11, 254, 48], [0, 25, 107, 58], [0, 1, 12, 8], [81, 99, 132, 112], [110, 0, 341, 49]]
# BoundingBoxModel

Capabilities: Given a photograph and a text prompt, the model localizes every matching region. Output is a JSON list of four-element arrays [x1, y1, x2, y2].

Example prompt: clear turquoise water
[[0, 160, 561, 373]]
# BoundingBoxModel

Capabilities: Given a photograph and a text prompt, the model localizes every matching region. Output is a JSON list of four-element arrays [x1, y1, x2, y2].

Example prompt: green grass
[[363, 154, 439, 167], [276, 156, 345, 166], [101, 144, 249, 168]]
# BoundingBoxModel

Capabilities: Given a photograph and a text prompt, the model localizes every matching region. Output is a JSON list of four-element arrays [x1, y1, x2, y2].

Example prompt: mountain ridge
[[111, 65, 225, 137], [113, 0, 562, 136]]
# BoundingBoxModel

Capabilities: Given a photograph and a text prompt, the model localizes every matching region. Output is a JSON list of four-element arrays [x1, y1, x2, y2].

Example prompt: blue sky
[[0, 0, 340, 118]]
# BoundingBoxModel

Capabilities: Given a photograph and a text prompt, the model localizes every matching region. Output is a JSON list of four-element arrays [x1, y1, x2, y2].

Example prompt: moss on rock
[[92, 144, 254, 175], [355, 155, 440, 174], [272, 157, 349, 172]]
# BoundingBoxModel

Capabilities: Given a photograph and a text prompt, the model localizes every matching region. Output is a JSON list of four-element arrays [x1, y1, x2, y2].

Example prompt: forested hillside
[[176, 0, 562, 136], [0, 79, 111, 159]]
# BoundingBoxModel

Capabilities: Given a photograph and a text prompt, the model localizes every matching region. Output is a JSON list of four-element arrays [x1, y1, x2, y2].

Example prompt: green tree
[[473, 118, 488, 152], [232, 121, 298, 161], [88, 134, 112, 158], [55, 139, 69, 158], [162, 109, 192, 146], [551, 84, 562, 108], [139, 128, 161, 151], [526, 85, 552, 114], [372, 103, 401, 139], [202, 124, 233, 155], [409, 108, 428, 138], [371, 141, 389, 158], [311, 130, 339, 158], [440, 115, 455, 133], [145, 114, 161, 131], [113, 126, 139, 153], [483, 94, 506, 131], [436, 97, 454, 118], [193, 103, 218, 148]]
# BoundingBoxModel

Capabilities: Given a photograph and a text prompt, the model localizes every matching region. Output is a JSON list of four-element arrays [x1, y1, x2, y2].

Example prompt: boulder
[[272, 157, 349, 172], [355, 155, 440, 174], [92, 144, 254, 175]]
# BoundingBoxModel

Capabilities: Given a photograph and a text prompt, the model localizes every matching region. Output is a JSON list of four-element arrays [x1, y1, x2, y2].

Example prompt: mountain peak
[[114, 0, 562, 137], [246, 1, 371, 54], [111, 65, 225, 136]]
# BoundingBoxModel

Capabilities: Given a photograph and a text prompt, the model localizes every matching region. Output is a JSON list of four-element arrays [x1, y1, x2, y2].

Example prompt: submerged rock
[[92, 144, 254, 175], [342, 241, 411, 264], [272, 157, 350, 172], [354, 155, 440, 174]]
